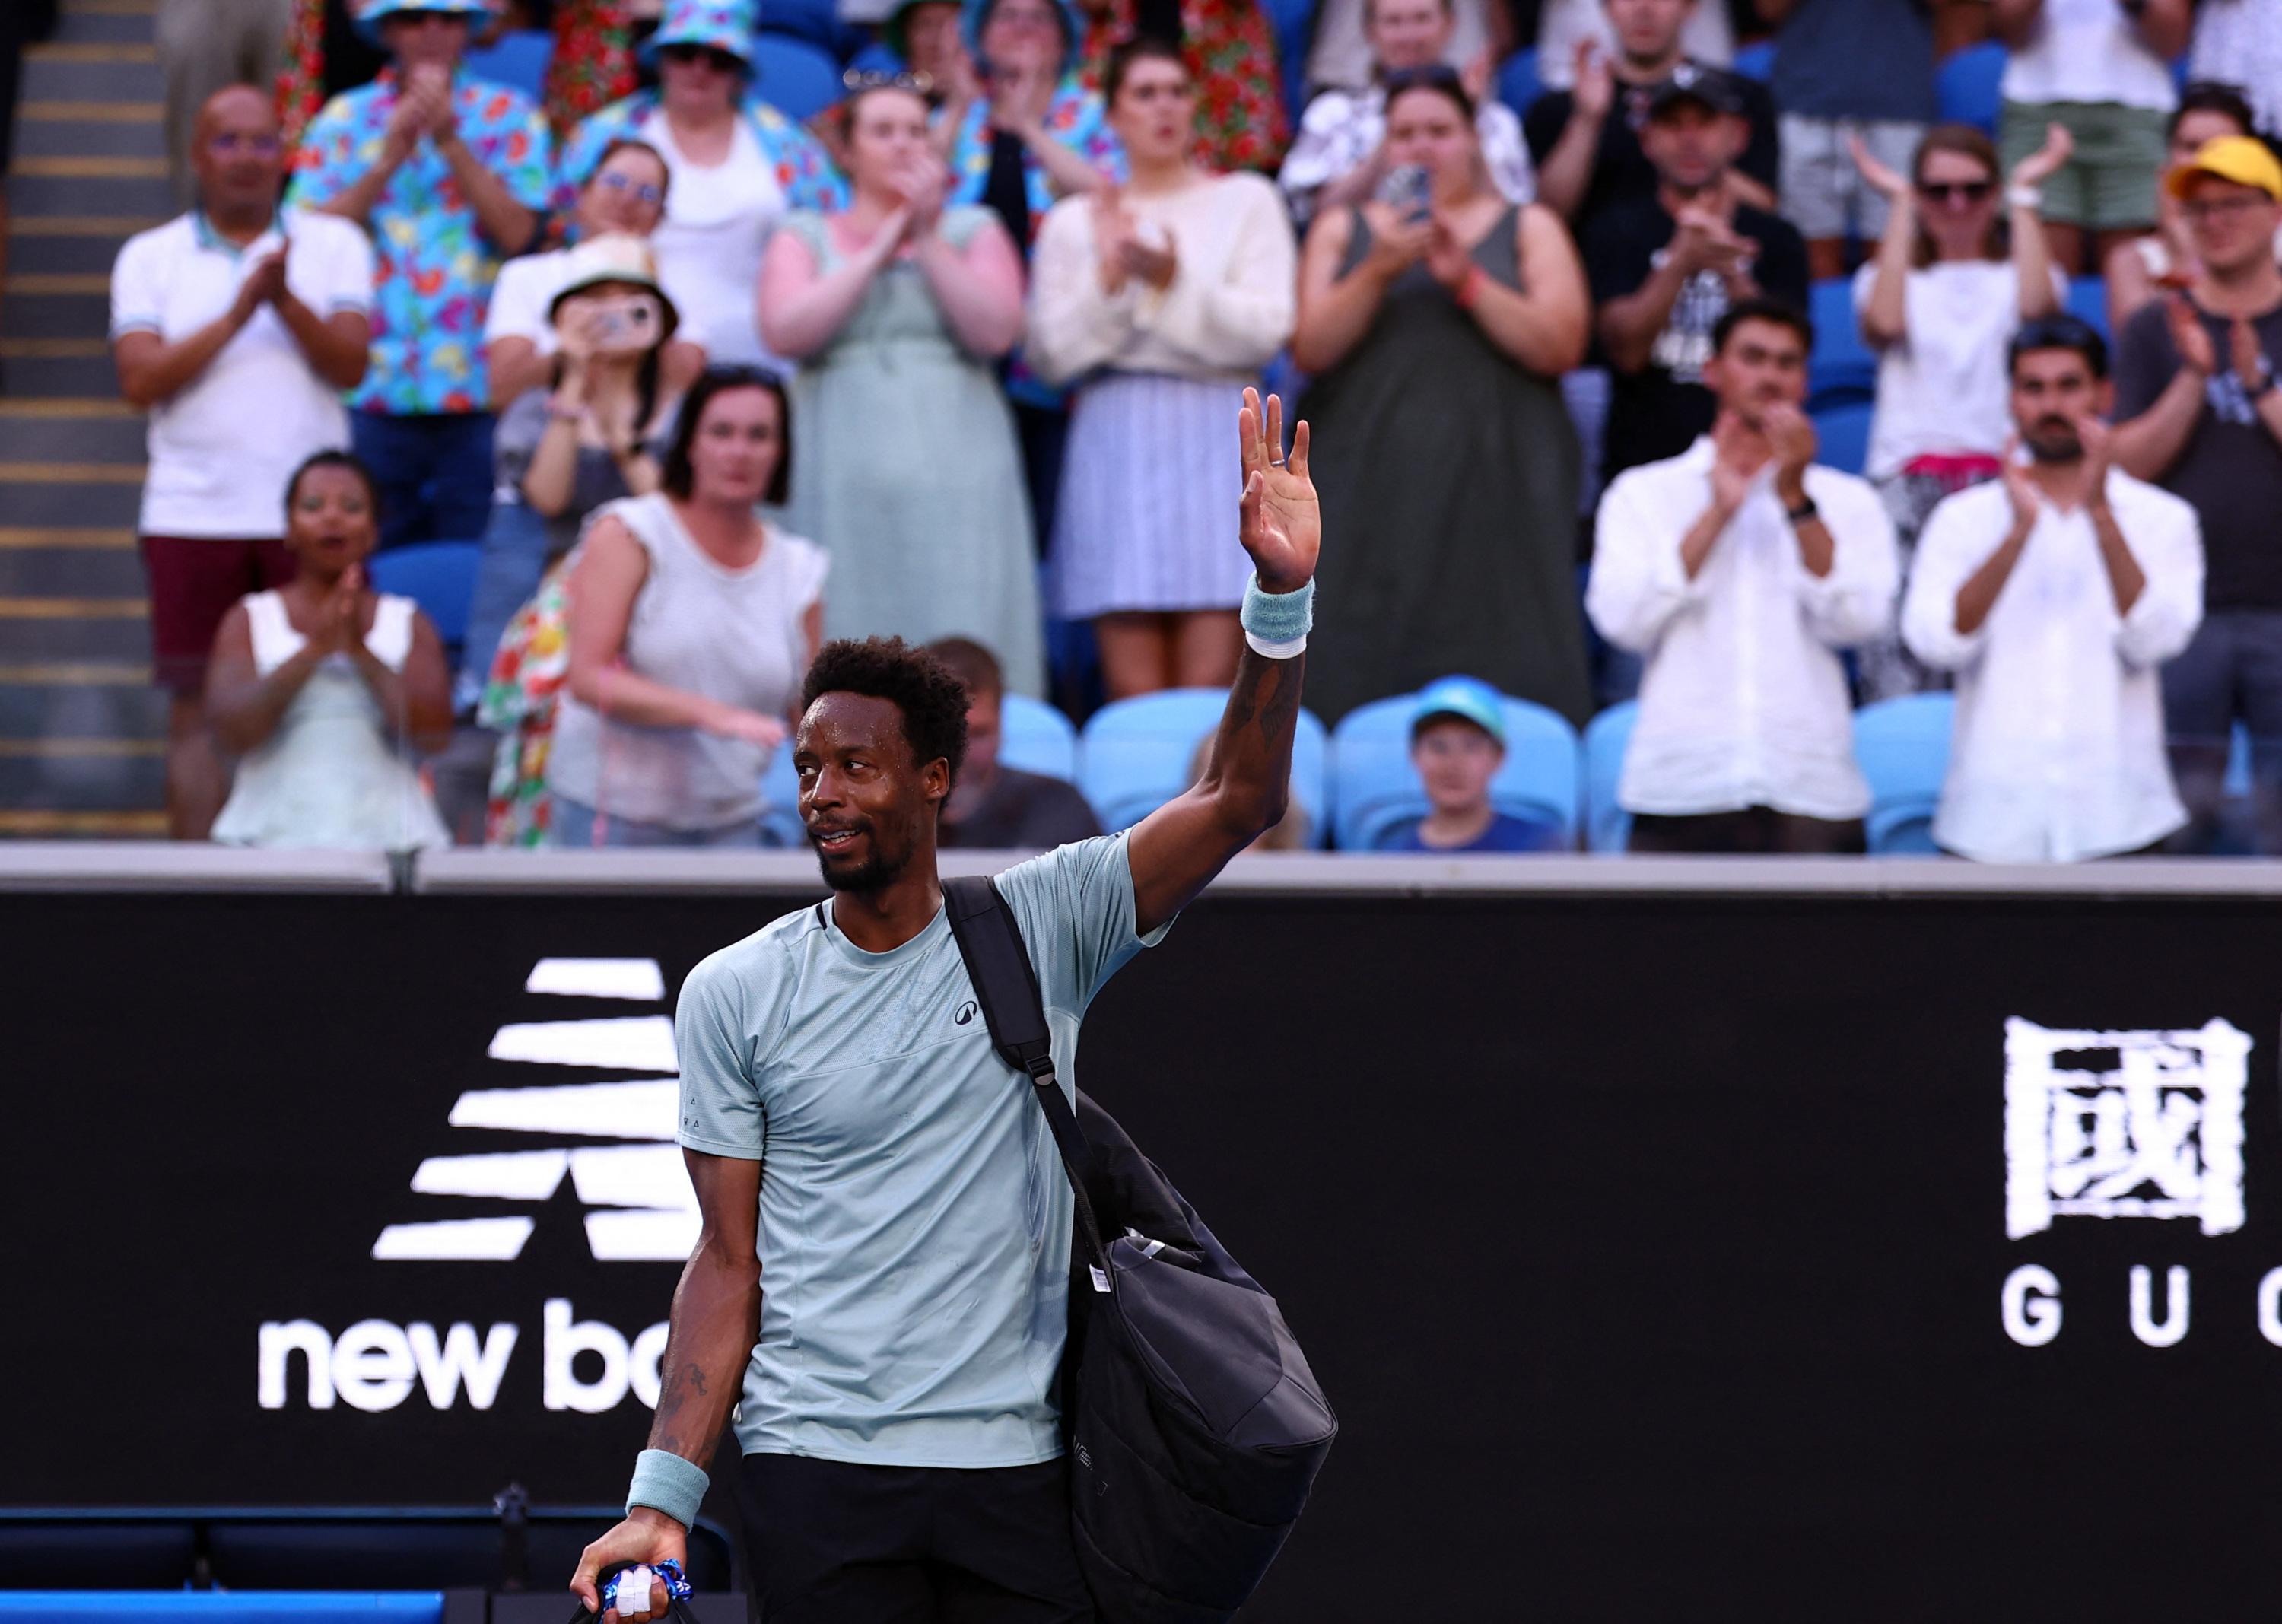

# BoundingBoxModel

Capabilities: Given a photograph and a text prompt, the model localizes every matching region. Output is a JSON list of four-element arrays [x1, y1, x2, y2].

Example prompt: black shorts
[[739, 1454, 1094, 1624]]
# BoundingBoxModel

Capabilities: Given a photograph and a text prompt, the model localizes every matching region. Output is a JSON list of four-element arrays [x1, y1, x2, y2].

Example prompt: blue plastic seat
[[367, 540, 480, 656], [2067, 274, 2110, 341], [1497, 46, 1542, 119], [1001, 691, 1079, 781], [749, 35, 842, 123], [1079, 688, 1328, 844], [1937, 41, 2006, 135], [463, 28, 553, 100], [1813, 400, 1876, 475], [1327, 688, 1580, 850], [1260, 0, 1316, 119], [1581, 699, 1638, 853], [1854, 691, 1954, 854], [1807, 277, 1876, 408], [756, 0, 844, 52], [1731, 40, 1775, 81]]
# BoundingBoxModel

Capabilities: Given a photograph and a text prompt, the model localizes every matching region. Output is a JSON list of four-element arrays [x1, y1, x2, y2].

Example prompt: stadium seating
[[1581, 699, 1637, 853], [1731, 40, 1775, 81], [1327, 689, 1581, 850], [750, 35, 843, 123], [462, 30, 553, 101], [1497, 47, 1543, 119], [1002, 691, 1079, 781], [1936, 41, 2004, 134], [1853, 691, 1953, 853], [1078, 688, 1328, 842], [367, 541, 481, 661], [2067, 274, 2110, 340], [756, 0, 845, 52], [1807, 278, 1875, 408], [1262, 0, 1318, 119], [1812, 399, 1876, 475]]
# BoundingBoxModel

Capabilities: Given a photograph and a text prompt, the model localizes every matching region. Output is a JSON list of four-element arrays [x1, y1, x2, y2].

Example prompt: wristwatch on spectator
[[1785, 495, 1820, 526]]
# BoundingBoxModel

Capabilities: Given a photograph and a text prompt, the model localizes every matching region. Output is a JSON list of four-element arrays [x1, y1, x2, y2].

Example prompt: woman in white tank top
[[547, 367, 828, 846], [205, 453, 454, 850]]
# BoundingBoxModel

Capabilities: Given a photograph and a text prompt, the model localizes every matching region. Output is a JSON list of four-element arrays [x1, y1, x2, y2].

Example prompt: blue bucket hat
[[639, 0, 759, 72], [1410, 677, 1507, 746], [355, 0, 495, 46]]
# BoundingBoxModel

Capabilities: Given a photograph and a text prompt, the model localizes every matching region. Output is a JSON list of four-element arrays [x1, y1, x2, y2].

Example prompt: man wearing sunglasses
[[286, 0, 554, 552], [2113, 135, 2282, 853]]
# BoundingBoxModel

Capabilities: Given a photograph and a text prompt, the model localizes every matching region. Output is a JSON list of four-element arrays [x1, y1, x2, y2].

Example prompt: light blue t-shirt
[[675, 833, 1169, 1467]]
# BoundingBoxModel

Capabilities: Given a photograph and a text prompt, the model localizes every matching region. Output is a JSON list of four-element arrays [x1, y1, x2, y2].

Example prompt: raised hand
[[2074, 412, 2114, 494], [2166, 292, 2219, 376], [1121, 225, 1178, 292], [1459, 46, 1493, 105], [1360, 208, 1431, 284], [1760, 402, 1819, 488], [1236, 388, 1318, 593], [1998, 437, 2041, 533], [319, 564, 366, 655], [1848, 131, 1909, 202], [1572, 40, 1613, 122], [2009, 121, 2074, 190], [235, 249, 290, 319], [1708, 414, 1760, 515], [1422, 215, 1473, 291]]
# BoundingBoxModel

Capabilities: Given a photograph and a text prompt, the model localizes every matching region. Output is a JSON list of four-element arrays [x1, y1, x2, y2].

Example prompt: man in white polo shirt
[[111, 83, 373, 840], [1587, 296, 1899, 853]]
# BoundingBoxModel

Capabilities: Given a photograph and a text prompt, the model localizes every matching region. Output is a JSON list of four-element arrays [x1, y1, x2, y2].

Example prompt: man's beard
[[813, 831, 910, 894], [2023, 420, 2083, 463]]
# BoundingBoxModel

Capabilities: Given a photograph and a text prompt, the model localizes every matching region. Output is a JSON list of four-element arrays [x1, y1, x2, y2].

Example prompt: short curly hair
[[800, 636, 971, 784]]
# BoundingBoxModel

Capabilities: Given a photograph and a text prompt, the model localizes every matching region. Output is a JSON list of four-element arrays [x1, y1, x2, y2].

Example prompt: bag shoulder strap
[[943, 875, 1111, 1282]]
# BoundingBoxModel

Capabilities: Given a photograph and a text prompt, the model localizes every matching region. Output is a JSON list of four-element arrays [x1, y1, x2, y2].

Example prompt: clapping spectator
[[1848, 122, 2067, 701], [2112, 137, 2282, 852], [1587, 69, 1807, 489], [113, 86, 373, 840], [287, 0, 554, 553], [1759, 0, 1938, 282], [488, 137, 707, 409], [1029, 38, 1297, 698], [1306, 0, 1505, 96], [555, 0, 844, 372], [1587, 300, 1899, 854], [1385, 676, 1566, 852], [548, 368, 828, 847], [928, 636, 1102, 847], [1991, 0, 2190, 274], [2104, 84, 2267, 335], [1525, 0, 1778, 233], [1279, 0, 1533, 228], [1905, 317, 2204, 860], [1294, 68, 1593, 723], [761, 84, 1047, 694], [1075, 0, 1290, 172], [459, 234, 684, 713], [1537, 0, 1732, 93], [206, 452, 455, 850]]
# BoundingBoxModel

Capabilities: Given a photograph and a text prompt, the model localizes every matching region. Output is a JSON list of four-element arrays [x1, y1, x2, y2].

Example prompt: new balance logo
[[373, 958, 698, 1263]]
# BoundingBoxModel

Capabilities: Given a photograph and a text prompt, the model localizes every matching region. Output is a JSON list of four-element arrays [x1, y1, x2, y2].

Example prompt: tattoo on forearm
[[648, 1359, 710, 1456]]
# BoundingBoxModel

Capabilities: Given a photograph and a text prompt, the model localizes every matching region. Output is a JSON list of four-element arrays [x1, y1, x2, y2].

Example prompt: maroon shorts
[[141, 534, 298, 696]]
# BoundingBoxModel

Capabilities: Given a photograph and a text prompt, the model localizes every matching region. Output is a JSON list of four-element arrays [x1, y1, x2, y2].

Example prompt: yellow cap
[[2167, 135, 2282, 202]]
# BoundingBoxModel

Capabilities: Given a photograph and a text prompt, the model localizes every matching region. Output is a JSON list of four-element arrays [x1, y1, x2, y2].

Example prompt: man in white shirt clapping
[[1588, 296, 1899, 853], [1904, 314, 2205, 861]]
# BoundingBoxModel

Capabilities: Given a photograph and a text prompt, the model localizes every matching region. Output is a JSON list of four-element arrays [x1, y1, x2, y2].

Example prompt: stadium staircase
[[1, 0, 168, 837]]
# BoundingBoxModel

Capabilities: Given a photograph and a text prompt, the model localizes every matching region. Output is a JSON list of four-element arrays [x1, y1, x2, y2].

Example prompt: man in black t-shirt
[[928, 637, 1103, 851], [1584, 69, 1809, 488], [1523, 0, 1778, 238]]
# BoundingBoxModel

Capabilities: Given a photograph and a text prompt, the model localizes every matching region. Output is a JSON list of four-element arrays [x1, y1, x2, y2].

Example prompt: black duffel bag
[[946, 877, 1337, 1622]]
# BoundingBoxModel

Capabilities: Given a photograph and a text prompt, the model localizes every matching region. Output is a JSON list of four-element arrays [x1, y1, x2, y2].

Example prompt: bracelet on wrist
[[2006, 183, 2042, 211]]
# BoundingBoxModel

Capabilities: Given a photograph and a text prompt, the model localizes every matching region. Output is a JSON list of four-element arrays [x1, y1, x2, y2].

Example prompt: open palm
[[1237, 388, 1320, 593]]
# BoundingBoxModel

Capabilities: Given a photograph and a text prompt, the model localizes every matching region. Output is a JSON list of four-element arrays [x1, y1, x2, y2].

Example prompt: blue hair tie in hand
[[605, 1557, 691, 1618]]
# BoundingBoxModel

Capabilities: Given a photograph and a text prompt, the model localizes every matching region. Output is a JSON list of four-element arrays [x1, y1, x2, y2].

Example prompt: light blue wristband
[[627, 1448, 708, 1530], [1240, 573, 1314, 659]]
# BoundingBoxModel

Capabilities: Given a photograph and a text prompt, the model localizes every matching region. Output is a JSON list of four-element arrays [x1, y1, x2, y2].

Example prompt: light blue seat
[[463, 30, 552, 100], [1813, 400, 1876, 476], [1002, 691, 1079, 781], [1807, 276, 1876, 408], [761, 745, 802, 847], [1854, 691, 1954, 854], [2067, 274, 2110, 341], [1078, 688, 1328, 844], [750, 35, 842, 123], [1581, 700, 1638, 853], [1937, 40, 2006, 135], [1497, 46, 1542, 119], [367, 540, 480, 656], [1327, 688, 1580, 850], [0, 1598, 443, 1623]]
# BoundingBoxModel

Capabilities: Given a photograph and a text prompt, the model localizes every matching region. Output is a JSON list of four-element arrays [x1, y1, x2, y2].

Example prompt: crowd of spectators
[[80, 0, 2282, 860]]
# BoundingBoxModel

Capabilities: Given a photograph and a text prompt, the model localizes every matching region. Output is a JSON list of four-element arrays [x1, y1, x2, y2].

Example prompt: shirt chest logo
[[954, 1000, 979, 1027]]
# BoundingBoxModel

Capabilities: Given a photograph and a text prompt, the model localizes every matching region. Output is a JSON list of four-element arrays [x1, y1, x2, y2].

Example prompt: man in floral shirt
[[288, 0, 553, 551]]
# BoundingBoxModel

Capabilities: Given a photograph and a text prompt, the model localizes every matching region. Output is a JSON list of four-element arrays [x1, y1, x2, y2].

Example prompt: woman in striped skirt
[[1027, 35, 1298, 699]]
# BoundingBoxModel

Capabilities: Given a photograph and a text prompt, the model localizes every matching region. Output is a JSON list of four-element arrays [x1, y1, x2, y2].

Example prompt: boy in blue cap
[[1388, 675, 1566, 852]]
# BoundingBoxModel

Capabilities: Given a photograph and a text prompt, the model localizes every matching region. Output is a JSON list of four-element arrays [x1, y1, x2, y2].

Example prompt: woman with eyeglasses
[[553, 0, 844, 372], [1028, 37, 1296, 698], [1850, 121, 2069, 701], [760, 81, 1045, 695], [1292, 70, 1593, 726]]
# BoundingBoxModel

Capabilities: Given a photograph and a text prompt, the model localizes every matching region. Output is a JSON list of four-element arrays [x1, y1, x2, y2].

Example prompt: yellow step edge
[[0, 810, 167, 837], [12, 156, 168, 179], [26, 43, 161, 62], [0, 738, 162, 758], [0, 463, 148, 483], [0, 528, 136, 549], [0, 597, 148, 618], [18, 102, 164, 122], [5, 272, 113, 294], [0, 662, 151, 685], [8, 216, 166, 238], [0, 338, 114, 358], [0, 399, 137, 418]]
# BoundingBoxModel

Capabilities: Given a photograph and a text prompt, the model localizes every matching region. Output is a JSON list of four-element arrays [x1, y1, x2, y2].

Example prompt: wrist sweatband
[[627, 1448, 708, 1529], [1241, 572, 1314, 660], [2007, 184, 2042, 211]]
